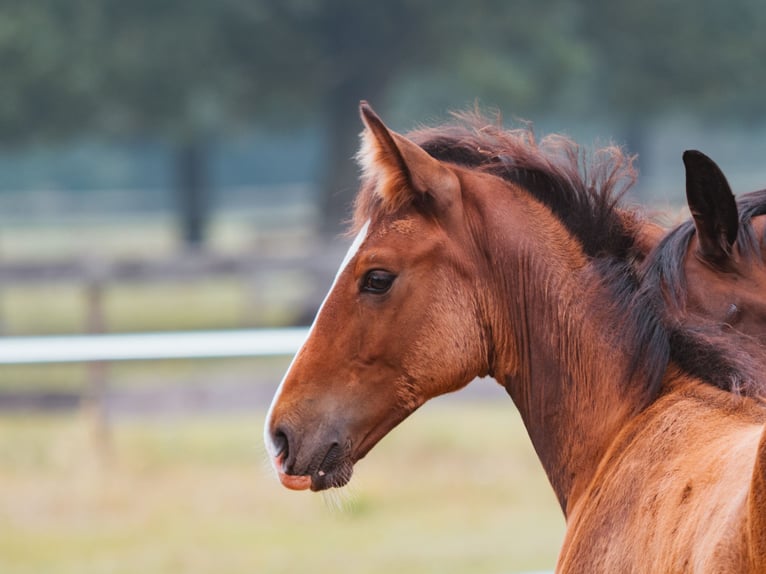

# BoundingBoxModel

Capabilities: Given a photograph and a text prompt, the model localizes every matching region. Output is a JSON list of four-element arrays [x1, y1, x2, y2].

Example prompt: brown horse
[[647, 151, 766, 336], [639, 151, 766, 392], [265, 103, 766, 571]]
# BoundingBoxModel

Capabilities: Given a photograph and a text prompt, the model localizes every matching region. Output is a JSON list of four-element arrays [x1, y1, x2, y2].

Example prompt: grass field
[[0, 399, 564, 574], [0, 214, 564, 572]]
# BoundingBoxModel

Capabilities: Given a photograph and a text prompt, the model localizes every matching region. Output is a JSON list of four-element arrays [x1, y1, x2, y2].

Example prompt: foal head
[[649, 151, 766, 343], [264, 103, 493, 491], [639, 151, 766, 394]]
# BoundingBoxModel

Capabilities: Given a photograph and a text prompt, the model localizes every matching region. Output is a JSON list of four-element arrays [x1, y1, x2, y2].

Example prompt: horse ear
[[358, 101, 459, 213], [683, 150, 739, 263]]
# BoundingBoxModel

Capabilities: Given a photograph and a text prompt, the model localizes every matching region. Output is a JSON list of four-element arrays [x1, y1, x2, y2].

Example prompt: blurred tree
[[267, 0, 587, 233], [0, 0, 317, 248], [579, 0, 766, 170], [0, 1, 102, 144], [96, 0, 224, 248], [0, 0, 649, 239], [6, 0, 766, 241]]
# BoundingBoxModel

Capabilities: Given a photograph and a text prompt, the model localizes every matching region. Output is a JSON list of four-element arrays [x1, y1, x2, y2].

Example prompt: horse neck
[[472, 189, 653, 515]]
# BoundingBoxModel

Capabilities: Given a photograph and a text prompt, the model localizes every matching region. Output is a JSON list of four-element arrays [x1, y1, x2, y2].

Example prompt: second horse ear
[[683, 150, 739, 264]]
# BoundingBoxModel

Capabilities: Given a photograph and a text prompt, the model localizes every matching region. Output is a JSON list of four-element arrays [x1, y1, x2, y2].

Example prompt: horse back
[[558, 380, 766, 573]]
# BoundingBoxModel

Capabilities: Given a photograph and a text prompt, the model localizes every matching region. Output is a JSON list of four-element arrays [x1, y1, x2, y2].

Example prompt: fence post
[[83, 266, 112, 462]]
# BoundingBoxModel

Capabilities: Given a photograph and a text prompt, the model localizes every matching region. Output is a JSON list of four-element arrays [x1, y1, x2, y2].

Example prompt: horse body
[[561, 376, 766, 572], [265, 103, 766, 571]]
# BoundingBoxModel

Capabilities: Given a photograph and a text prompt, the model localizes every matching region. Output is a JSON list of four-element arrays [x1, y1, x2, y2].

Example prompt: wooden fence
[[0, 247, 344, 454]]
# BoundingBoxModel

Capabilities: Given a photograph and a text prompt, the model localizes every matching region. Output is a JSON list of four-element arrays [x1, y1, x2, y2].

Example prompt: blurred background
[[1, 1, 766, 572]]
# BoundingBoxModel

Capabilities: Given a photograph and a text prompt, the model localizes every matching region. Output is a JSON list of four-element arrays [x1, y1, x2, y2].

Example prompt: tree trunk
[[174, 138, 209, 249], [319, 94, 362, 236]]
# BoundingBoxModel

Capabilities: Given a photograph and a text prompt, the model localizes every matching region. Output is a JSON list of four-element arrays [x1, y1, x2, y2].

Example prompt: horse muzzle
[[268, 424, 354, 492]]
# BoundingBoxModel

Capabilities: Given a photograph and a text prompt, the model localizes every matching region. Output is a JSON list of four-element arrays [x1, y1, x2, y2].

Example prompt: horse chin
[[309, 461, 354, 492]]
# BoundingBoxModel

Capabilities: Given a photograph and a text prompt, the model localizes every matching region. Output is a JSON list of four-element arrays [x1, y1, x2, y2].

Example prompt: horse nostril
[[272, 427, 289, 461]]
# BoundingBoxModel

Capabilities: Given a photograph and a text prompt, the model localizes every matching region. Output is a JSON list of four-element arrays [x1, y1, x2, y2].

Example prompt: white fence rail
[[0, 328, 309, 364]]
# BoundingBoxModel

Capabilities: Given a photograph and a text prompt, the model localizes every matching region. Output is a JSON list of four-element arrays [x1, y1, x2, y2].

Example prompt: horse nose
[[269, 425, 291, 468], [266, 422, 313, 491]]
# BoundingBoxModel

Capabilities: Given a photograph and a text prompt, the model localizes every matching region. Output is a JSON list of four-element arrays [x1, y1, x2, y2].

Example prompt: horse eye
[[361, 270, 396, 294]]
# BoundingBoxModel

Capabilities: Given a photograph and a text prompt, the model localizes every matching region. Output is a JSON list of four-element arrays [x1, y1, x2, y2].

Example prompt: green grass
[[0, 216, 179, 261], [0, 401, 564, 574], [0, 354, 292, 395], [0, 216, 565, 571], [0, 277, 308, 336], [0, 208, 317, 262]]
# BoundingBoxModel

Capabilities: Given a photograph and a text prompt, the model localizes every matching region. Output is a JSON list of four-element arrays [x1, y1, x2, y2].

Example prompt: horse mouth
[[276, 469, 312, 491], [273, 447, 354, 492], [269, 411, 408, 492]]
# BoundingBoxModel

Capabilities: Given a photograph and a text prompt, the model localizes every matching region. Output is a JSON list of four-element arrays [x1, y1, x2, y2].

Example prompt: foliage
[[0, 1, 102, 145], [4, 2, 766, 143], [579, 0, 766, 122], [2, 1, 766, 229]]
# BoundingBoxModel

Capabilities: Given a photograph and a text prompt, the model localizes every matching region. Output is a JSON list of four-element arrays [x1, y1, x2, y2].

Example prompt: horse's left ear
[[683, 150, 739, 263], [358, 101, 459, 214]]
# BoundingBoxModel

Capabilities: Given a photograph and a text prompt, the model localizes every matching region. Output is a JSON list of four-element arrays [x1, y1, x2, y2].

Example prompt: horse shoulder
[[559, 382, 766, 573]]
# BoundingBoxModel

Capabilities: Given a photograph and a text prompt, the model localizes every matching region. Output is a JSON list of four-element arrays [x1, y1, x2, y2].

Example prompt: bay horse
[[642, 150, 766, 349], [638, 151, 766, 398], [265, 103, 766, 571]]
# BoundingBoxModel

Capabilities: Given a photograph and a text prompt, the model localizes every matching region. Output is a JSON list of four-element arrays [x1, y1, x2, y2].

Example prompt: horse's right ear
[[357, 101, 459, 215], [683, 150, 739, 263]]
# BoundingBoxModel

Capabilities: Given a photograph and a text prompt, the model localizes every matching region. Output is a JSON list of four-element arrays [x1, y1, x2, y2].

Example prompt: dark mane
[[737, 189, 766, 256], [355, 112, 669, 402], [640, 188, 766, 398], [409, 114, 673, 400], [407, 112, 642, 261]]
